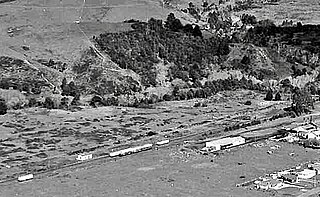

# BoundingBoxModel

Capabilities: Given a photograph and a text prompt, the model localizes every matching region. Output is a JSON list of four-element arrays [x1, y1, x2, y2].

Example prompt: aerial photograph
[[1, 0, 320, 196]]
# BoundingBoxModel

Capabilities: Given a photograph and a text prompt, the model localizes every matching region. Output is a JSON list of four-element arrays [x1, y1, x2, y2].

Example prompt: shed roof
[[206, 136, 245, 146]]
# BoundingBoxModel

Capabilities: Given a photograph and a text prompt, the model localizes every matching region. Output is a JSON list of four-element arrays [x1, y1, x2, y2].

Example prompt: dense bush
[[241, 14, 257, 25], [44, 97, 55, 109], [245, 22, 320, 68], [94, 14, 230, 87], [59, 97, 69, 110], [163, 94, 172, 101], [264, 90, 273, 101], [61, 78, 79, 97], [274, 92, 281, 101], [291, 88, 314, 116], [0, 56, 50, 94], [28, 98, 38, 107]]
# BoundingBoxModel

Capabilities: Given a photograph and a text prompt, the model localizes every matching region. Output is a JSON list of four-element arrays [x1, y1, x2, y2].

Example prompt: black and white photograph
[[1, 0, 320, 196]]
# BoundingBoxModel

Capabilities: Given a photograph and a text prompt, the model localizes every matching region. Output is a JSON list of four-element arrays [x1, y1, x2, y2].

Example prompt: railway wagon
[[109, 143, 153, 157]]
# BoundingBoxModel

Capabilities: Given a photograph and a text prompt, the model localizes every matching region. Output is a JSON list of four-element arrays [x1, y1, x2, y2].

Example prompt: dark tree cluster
[[87, 76, 266, 108], [165, 13, 202, 37], [163, 77, 264, 102], [240, 14, 257, 25], [264, 90, 282, 101], [245, 22, 320, 58], [61, 78, 79, 97], [94, 13, 229, 87], [90, 95, 119, 108], [291, 88, 314, 116], [44, 97, 55, 109]]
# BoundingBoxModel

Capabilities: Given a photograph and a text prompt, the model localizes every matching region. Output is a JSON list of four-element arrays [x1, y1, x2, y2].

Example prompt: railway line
[[0, 101, 316, 185], [0, 110, 301, 185]]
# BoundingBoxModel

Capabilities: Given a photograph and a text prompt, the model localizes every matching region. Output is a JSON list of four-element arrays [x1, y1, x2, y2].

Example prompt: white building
[[297, 169, 316, 179], [205, 136, 245, 151], [306, 130, 320, 140], [292, 125, 320, 139]]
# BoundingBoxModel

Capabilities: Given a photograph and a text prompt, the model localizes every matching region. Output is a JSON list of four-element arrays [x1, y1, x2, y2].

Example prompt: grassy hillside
[[1, 0, 320, 110]]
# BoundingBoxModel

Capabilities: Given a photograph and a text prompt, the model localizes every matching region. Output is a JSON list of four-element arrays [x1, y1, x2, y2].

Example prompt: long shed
[[205, 136, 245, 151]]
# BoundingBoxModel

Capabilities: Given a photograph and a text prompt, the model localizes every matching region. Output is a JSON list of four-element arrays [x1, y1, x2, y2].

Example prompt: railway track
[[0, 115, 294, 185], [0, 124, 218, 185], [1, 103, 315, 185]]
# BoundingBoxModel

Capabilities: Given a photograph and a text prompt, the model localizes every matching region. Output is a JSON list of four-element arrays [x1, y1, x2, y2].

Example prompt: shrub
[[90, 95, 106, 107], [59, 97, 69, 110], [194, 102, 201, 107], [28, 98, 37, 107], [274, 92, 281, 101], [264, 90, 273, 101], [0, 98, 7, 115], [71, 93, 80, 106], [163, 94, 172, 101], [187, 89, 194, 100], [44, 97, 55, 109]]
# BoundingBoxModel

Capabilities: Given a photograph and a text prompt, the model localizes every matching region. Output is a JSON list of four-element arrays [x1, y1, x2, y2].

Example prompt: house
[[293, 125, 317, 139], [257, 179, 282, 190], [205, 136, 245, 151], [76, 153, 93, 161], [306, 130, 320, 140], [297, 169, 316, 179], [258, 181, 270, 190]]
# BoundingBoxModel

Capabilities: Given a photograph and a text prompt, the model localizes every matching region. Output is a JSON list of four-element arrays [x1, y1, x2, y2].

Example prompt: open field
[[0, 90, 292, 181], [1, 136, 320, 197], [0, 0, 184, 64], [234, 0, 320, 25]]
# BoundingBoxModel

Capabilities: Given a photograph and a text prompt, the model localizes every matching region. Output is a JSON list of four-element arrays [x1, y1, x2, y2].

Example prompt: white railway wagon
[[18, 174, 34, 182], [109, 144, 153, 157], [156, 139, 170, 145], [76, 153, 93, 161]]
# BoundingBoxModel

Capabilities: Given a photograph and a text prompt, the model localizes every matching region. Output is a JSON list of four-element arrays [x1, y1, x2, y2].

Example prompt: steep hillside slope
[[1, 0, 320, 109], [225, 43, 293, 80]]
